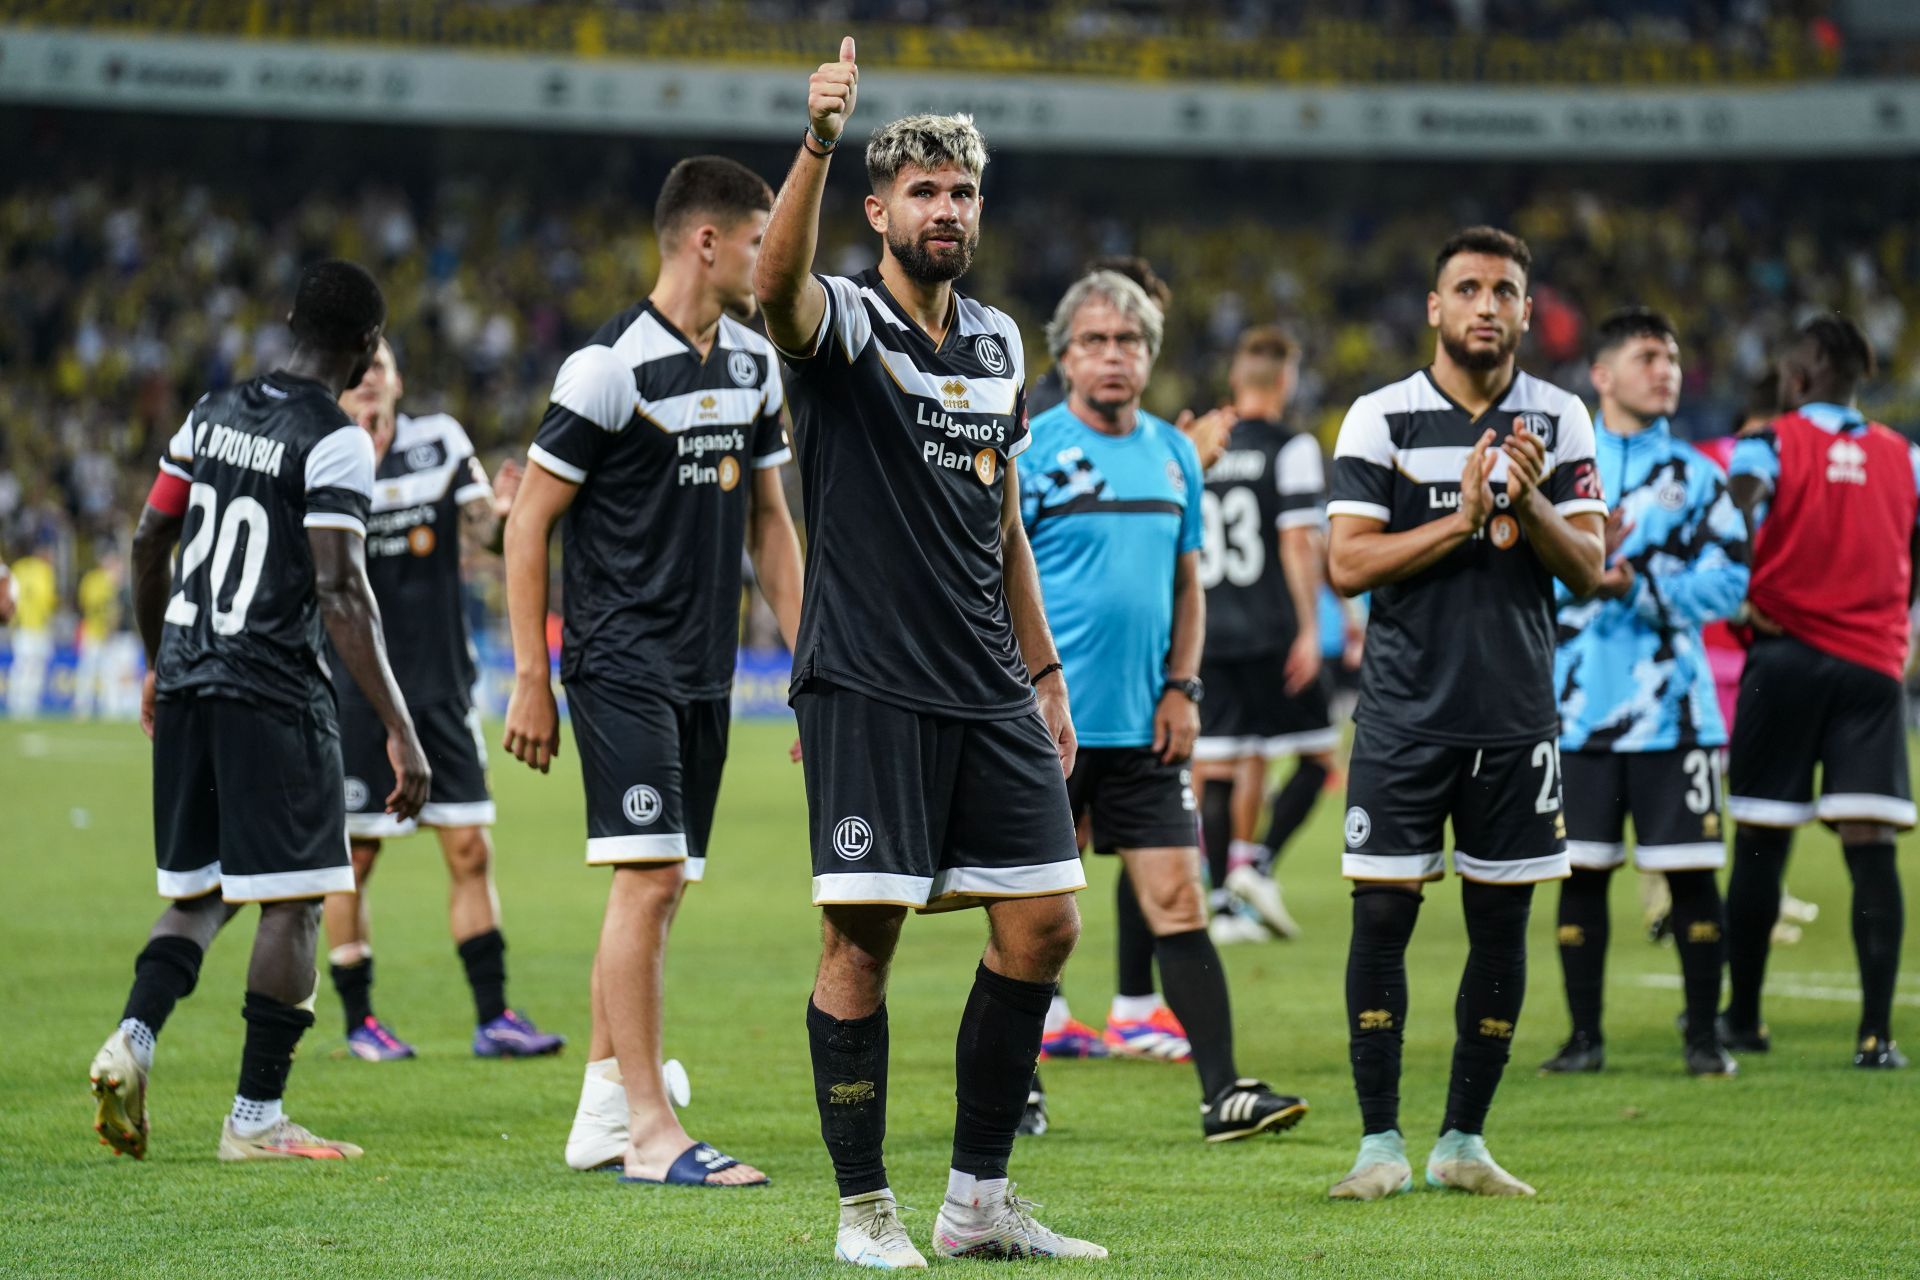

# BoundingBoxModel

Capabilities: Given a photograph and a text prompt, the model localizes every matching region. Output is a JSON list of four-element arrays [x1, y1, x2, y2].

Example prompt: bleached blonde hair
[[865, 113, 989, 193]]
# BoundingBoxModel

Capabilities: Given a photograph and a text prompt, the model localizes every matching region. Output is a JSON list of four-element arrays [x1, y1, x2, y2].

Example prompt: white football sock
[[1109, 993, 1162, 1023], [945, 1169, 1008, 1214], [230, 1095, 282, 1137], [1043, 993, 1072, 1035], [118, 1018, 156, 1072]]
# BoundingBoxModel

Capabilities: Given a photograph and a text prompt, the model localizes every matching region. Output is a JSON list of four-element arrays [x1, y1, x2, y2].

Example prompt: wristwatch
[[1163, 676, 1204, 705]]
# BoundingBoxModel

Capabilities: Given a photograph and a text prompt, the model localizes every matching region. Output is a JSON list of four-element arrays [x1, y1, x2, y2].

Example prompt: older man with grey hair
[[755, 35, 1103, 1267], [1018, 268, 1311, 1144]]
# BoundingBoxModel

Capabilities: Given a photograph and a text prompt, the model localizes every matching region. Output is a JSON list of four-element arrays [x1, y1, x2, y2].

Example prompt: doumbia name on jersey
[[197, 423, 287, 477]]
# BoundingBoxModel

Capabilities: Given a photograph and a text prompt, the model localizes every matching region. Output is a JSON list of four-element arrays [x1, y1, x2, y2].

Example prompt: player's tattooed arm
[[500, 461, 578, 773], [1000, 459, 1077, 777], [754, 36, 857, 357], [1328, 429, 1495, 594], [312, 527, 431, 820], [460, 456, 522, 556]]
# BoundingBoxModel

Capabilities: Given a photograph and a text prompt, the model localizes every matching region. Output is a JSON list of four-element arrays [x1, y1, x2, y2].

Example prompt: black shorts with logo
[[794, 679, 1084, 912], [1066, 747, 1199, 853], [1562, 747, 1727, 871], [153, 687, 353, 903], [567, 677, 731, 880], [1342, 719, 1569, 884], [1193, 654, 1338, 762], [340, 692, 494, 838], [1727, 634, 1914, 829]]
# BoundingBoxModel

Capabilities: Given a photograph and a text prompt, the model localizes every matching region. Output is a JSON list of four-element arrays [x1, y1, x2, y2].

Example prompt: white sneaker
[[1425, 1132, 1536, 1197], [89, 1029, 148, 1160], [835, 1190, 927, 1268], [932, 1187, 1107, 1260], [566, 1059, 691, 1170], [1225, 866, 1302, 939], [217, 1115, 363, 1161], [1208, 910, 1271, 946], [1779, 892, 1819, 925]]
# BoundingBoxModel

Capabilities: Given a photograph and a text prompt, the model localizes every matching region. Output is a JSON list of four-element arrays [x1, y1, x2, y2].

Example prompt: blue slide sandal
[[618, 1143, 769, 1188]]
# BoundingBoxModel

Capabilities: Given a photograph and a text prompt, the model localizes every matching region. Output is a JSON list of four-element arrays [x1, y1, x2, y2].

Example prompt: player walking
[[1020, 271, 1309, 1143], [1324, 228, 1606, 1200], [1537, 308, 1748, 1079], [1724, 314, 1916, 1069], [503, 156, 804, 1183], [322, 338, 564, 1062], [756, 38, 1105, 1266], [91, 260, 429, 1161], [1191, 326, 1339, 945]]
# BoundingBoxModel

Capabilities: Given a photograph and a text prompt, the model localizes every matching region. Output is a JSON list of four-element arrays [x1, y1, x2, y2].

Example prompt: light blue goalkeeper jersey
[[1555, 415, 1749, 752]]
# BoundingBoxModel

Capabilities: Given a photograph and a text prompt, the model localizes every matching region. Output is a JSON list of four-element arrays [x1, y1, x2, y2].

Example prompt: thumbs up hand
[[808, 36, 859, 143]]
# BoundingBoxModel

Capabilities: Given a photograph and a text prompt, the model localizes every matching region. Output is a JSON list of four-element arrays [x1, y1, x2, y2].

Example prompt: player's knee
[[440, 827, 493, 880], [350, 840, 380, 884], [1138, 871, 1207, 935], [1020, 900, 1081, 973], [1663, 868, 1718, 909], [1351, 883, 1422, 943], [1836, 821, 1896, 848], [1735, 823, 1793, 856], [1461, 879, 1532, 952], [821, 906, 906, 972]]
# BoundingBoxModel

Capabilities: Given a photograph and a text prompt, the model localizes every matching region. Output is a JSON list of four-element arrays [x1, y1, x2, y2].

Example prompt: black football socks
[[458, 928, 510, 1025], [1442, 881, 1531, 1136], [1725, 825, 1791, 1031], [1843, 842, 1903, 1045], [1664, 869, 1725, 1050], [1554, 867, 1612, 1041], [807, 999, 890, 1197], [1348, 886, 1421, 1134], [951, 963, 1052, 1180]]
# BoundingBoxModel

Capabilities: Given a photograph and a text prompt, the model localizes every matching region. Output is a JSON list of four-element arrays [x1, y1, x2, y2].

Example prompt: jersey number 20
[[165, 483, 270, 636]]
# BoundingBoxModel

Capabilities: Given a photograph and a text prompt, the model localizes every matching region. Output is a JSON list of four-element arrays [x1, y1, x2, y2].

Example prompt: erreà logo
[[941, 379, 971, 410], [1826, 438, 1868, 485]]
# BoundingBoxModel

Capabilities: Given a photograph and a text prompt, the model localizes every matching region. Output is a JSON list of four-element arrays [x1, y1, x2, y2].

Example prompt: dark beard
[[1439, 326, 1518, 372], [887, 227, 976, 284]]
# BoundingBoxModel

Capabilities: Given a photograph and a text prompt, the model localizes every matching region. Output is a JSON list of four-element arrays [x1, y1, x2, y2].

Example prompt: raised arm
[[1000, 459, 1074, 777], [754, 36, 858, 355], [312, 527, 429, 820], [500, 461, 577, 774]]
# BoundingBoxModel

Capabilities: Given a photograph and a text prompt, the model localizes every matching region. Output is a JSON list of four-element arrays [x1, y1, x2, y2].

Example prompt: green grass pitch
[[2, 718, 1916, 1278]]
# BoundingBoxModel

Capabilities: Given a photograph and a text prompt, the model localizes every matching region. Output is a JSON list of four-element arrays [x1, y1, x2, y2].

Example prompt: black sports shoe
[[1717, 1016, 1771, 1054], [1538, 1033, 1605, 1074], [1854, 1036, 1909, 1070], [1016, 1086, 1048, 1136], [1201, 1078, 1307, 1143], [1684, 1042, 1738, 1078]]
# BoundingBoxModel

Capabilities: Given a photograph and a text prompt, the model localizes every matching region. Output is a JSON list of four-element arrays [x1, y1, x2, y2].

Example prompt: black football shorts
[[1727, 635, 1914, 829], [1342, 720, 1569, 884], [1193, 654, 1337, 762], [1066, 747, 1199, 853], [567, 677, 731, 880], [1562, 747, 1727, 871], [153, 687, 353, 902], [794, 679, 1084, 912], [339, 694, 493, 838]]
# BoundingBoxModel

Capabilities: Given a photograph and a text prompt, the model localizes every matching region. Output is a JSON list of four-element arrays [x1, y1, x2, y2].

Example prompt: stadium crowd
[[1, 126, 1913, 645]]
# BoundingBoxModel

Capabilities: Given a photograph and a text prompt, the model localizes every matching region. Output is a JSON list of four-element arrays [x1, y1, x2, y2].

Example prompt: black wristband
[[1030, 662, 1063, 687], [802, 126, 838, 157]]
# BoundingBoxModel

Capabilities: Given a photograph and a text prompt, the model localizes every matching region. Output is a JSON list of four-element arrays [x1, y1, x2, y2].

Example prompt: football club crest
[[727, 349, 758, 388]]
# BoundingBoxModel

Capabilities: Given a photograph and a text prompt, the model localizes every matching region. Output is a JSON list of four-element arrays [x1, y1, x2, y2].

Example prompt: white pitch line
[[1633, 973, 1920, 1008]]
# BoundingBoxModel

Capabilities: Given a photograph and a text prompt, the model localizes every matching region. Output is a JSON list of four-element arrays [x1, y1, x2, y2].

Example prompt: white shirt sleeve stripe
[[304, 512, 367, 537], [305, 425, 376, 497], [527, 443, 588, 485]]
